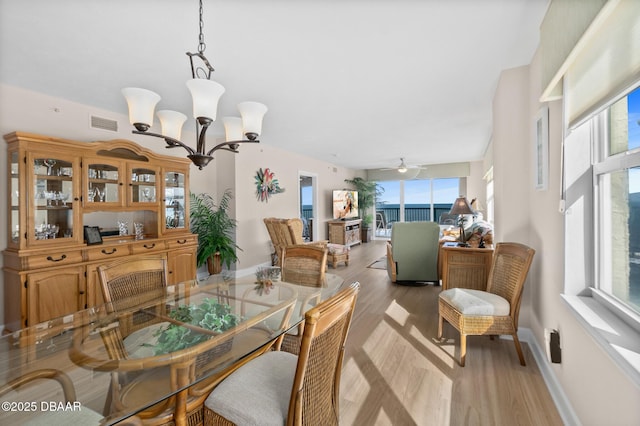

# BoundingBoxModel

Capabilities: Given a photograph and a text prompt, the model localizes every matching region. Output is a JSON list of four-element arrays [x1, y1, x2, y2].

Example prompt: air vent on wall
[[90, 115, 118, 132]]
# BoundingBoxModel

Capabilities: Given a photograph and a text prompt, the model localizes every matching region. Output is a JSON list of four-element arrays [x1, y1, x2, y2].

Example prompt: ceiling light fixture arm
[[205, 138, 260, 157], [132, 129, 196, 156]]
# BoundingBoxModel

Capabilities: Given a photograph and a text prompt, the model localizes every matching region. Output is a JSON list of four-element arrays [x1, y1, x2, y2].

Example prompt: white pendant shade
[[238, 101, 268, 135], [186, 79, 225, 120], [157, 110, 187, 140], [122, 87, 161, 127], [223, 117, 243, 142]]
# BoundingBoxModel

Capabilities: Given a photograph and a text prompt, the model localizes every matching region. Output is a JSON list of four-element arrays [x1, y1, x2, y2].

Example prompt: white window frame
[[562, 85, 640, 386]]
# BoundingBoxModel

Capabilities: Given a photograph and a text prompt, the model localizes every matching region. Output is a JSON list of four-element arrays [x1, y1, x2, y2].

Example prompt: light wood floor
[[329, 240, 563, 426]]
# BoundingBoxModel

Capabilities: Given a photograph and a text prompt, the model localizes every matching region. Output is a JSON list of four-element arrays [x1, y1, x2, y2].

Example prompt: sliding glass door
[[375, 178, 459, 237]]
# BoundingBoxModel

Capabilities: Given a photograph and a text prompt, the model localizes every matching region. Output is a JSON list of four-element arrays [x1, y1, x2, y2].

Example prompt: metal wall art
[[255, 167, 285, 202]]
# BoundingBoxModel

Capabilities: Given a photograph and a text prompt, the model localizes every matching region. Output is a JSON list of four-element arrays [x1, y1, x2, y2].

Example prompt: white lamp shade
[[186, 79, 225, 120], [157, 110, 187, 140], [122, 87, 161, 127], [238, 101, 268, 136], [223, 117, 243, 142]]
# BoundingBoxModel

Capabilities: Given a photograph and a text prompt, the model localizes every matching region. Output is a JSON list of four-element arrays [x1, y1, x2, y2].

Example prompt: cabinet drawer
[[28, 250, 83, 269], [166, 236, 197, 249], [86, 245, 129, 261], [131, 240, 166, 254]]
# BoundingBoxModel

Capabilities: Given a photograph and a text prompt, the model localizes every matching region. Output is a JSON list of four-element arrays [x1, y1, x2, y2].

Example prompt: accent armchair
[[386, 221, 440, 285], [263, 217, 328, 267]]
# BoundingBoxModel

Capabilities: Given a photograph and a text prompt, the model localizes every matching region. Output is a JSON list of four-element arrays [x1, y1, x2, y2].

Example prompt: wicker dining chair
[[280, 244, 328, 354], [203, 282, 360, 426], [97, 257, 171, 416], [98, 256, 169, 337], [437, 242, 535, 366], [0, 369, 104, 424]]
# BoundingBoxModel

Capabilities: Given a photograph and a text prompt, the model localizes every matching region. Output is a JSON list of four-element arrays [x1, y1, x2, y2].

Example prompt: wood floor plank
[[330, 240, 563, 426]]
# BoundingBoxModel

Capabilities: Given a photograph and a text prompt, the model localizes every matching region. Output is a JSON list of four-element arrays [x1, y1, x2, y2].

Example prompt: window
[[563, 84, 640, 383], [594, 86, 640, 315], [376, 178, 460, 228]]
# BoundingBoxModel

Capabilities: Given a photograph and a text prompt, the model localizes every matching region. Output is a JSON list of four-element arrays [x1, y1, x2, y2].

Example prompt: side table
[[440, 243, 494, 290]]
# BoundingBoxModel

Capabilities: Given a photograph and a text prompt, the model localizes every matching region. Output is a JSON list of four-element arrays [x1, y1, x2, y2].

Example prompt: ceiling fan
[[381, 158, 426, 174]]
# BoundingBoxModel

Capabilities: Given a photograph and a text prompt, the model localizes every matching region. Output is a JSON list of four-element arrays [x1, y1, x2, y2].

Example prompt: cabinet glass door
[[31, 155, 78, 244], [130, 166, 158, 205], [164, 171, 186, 230], [9, 151, 20, 247], [86, 161, 121, 206]]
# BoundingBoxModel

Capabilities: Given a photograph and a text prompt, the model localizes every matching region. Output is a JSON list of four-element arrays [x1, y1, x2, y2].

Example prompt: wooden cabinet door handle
[[46, 254, 67, 262], [143, 243, 156, 249], [101, 248, 117, 255], [177, 239, 187, 244]]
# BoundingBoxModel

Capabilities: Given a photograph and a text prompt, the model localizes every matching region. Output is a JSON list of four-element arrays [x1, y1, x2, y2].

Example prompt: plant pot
[[361, 226, 372, 243], [207, 253, 222, 275]]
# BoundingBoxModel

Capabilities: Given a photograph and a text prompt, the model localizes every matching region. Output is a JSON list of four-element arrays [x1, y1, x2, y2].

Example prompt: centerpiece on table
[[152, 298, 241, 368], [254, 266, 281, 295]]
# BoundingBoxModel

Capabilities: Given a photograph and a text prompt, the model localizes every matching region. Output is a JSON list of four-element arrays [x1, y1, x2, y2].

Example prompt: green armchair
[[386, 221, 440, 285]]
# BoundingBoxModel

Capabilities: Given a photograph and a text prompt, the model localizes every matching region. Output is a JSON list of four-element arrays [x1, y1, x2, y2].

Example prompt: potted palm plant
[[344, 177, 384, 242], [190, 189, 241, 274]]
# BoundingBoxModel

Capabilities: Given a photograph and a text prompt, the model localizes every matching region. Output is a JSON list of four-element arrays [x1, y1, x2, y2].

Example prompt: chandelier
[[122, 0, 267, 169]]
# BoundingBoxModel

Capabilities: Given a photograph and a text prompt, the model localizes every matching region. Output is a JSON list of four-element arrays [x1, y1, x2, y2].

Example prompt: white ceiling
[[0, 0, 549, 171]]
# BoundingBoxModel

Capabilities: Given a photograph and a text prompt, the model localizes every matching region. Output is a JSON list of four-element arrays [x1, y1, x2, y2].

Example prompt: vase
[[134, 222, 144, 240]]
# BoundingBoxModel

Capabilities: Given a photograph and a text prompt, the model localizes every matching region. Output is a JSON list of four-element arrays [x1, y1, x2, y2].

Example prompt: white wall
[[215, 141, 360, 270], [491, 50, 640, 425]]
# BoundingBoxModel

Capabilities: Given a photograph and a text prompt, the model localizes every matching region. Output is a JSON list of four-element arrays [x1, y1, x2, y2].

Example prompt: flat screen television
[[332, 190, 359, 220]]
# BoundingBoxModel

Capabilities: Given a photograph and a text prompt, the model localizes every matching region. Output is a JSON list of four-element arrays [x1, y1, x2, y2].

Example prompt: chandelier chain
[[198, 0, 206, 54]]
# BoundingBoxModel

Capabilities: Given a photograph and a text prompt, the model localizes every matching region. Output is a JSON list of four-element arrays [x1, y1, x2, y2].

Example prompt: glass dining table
[[0, 272, 344, 425]]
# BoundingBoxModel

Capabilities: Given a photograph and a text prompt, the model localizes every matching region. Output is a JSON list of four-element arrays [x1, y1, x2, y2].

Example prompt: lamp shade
[[223, 117, 243, 142], [122, 87, 161, 128], [186, 79, 225, 120], [157, 110, 187, 140], [238, 101, 268, 136], [449, 196, 474, 215]]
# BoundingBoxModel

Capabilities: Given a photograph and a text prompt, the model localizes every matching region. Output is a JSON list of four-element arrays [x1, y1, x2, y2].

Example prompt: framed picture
[[534, 106, 549, 191], [84, 225, 103, 245]]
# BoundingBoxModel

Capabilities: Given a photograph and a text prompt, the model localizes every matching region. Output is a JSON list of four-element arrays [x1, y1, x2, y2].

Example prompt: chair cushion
[[204, 350, 297, 425], [439, 288, 510, 316], [327, 243, 349, 254]]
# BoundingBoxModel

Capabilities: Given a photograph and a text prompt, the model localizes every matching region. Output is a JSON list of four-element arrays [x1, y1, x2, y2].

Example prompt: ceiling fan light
[[122, 87, 161, 129], [186, 79, 225, 121], [157, 110, 187, 140], [223, 117, 243, 142], [238, 101, 268, 137], [398, 166, 408, 173]]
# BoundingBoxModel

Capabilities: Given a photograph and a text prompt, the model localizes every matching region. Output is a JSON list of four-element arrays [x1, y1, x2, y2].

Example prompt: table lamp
[[449, 196, 474, 246]]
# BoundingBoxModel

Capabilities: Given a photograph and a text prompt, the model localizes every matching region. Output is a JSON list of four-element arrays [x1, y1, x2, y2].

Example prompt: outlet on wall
[[544, 328, 562, 363]]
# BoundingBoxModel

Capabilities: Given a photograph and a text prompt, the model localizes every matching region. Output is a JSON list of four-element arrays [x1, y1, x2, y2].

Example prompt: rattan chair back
[[280, 244, 329, 354], [288, 281, 359, 425], [281, 244, 328, 287], [485, 242, 535, 326], [0, 369, 76, 402], [98, 257, 168, 337]]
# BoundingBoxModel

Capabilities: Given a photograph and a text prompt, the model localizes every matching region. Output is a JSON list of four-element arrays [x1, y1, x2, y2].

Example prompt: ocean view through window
[[375, 178, 460, 231]]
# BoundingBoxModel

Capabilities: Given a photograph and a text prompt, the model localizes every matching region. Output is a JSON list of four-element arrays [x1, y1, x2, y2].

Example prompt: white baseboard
[[517, 328, 581, 426]]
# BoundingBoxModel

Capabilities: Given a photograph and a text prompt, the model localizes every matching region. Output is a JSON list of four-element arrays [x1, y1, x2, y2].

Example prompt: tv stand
[[328, 219, 362, 246]]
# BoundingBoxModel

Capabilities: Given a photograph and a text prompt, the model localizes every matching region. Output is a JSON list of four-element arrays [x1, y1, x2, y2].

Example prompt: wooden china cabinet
[[3, 132, 197, 333]]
